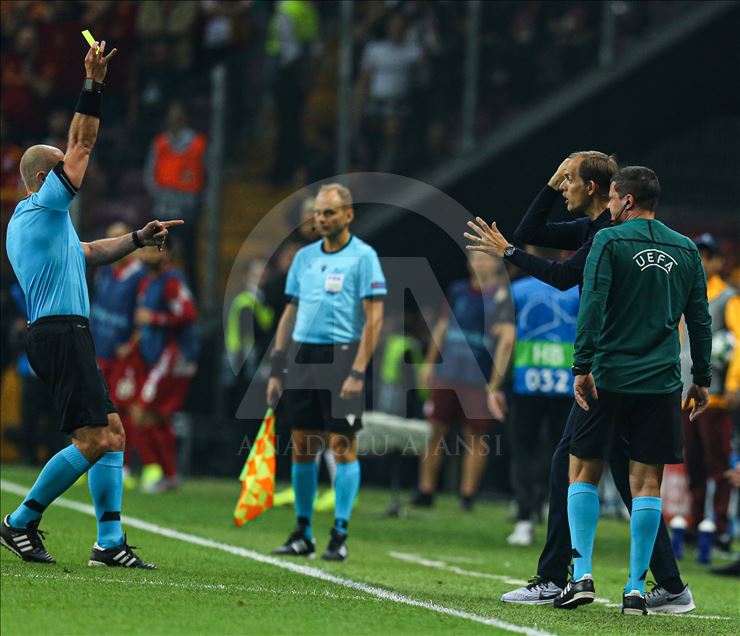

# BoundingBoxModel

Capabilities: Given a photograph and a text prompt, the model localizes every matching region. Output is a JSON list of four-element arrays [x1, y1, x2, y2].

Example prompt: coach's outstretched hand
[[464, 217, 510, 257], [137, 219, 184, 251], [574, 373, 598, 411], [683, 383, 709, 422], [85, 40, 117, 82]]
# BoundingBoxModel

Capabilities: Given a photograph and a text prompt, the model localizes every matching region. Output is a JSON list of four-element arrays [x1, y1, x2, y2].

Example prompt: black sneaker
[[273, 529, 316, 557], [89, 535, 156, 569], [0, 515, 55, 563], [552, 575, 595, 610], [409, 491, 434, 508], [321, 529, 348, 561], [622, 590, 648, 615]]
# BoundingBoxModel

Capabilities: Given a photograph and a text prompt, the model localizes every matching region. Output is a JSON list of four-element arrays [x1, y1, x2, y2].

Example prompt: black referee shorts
[[570, 388, 683, 465], [26, 315, 116, 434], [280, 342, 364, 435]]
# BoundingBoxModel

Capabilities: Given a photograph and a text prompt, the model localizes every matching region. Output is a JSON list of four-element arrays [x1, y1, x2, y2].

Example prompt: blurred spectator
[[136, 1, 199, 72], [261, 241, 302, 333], [355, 12, 423, 172], [1, 116, 24, 199], [90, 221, 146, 485], [412, 253, 515, 511], [1, 25, 53, 137], [266, 0, 321, 184], [130, 41, 179, 159], [129, 244, 199, 493], [375, 310, 426, 418], [44, 110, 70, 151], [5, 282, 63, 464], [506, 255, 579, 546], [145, 102, 207, 295], [681, 234, 740, 552], [225, 257, 274, 387]]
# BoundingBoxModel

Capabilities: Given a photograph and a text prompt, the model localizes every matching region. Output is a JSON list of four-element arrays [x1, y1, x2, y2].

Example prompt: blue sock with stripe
[[567, 482, 600, 580], [629, 497, 662, 594], [334, 460, 360, 535], [292, 462, 317, 540], [8, 445, 90, 528], [88, 451, 125, 548]]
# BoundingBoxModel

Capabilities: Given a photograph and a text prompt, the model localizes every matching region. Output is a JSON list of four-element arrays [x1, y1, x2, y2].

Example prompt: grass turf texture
[[2, 464, 738, 635]]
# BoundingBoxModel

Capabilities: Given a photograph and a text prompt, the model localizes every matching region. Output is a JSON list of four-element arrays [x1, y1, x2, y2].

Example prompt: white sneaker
[[500, 577, 562, 604], [507, 521, 534, 546], [645, 583, 696, 614]]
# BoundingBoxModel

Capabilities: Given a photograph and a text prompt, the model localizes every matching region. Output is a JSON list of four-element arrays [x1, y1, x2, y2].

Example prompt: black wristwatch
[[503, 245, 516, 258], [349, 369, 365, 380], [82, 78, 105, 94], [571, 365, 591, 377]]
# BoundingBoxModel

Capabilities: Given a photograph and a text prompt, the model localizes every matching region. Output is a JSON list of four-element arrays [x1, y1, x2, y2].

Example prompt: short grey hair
[[318, 183, 353, 207]]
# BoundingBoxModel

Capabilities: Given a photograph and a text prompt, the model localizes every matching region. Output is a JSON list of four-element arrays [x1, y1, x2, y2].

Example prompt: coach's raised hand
[[137, 219, 185, 250], [465, 217, 510, 257], [84, 40, 117, 82], [547, 157, 570, 190]]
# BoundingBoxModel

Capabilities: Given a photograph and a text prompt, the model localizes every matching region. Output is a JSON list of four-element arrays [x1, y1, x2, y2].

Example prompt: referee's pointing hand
[[138, 219, 184, 251]]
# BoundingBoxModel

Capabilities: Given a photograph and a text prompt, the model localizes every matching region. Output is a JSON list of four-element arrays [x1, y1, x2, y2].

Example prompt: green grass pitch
[[1, 464, 738, 635]]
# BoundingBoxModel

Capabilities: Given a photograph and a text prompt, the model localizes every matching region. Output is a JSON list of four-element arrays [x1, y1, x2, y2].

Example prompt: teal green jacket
[[574, 218, 712, 393]]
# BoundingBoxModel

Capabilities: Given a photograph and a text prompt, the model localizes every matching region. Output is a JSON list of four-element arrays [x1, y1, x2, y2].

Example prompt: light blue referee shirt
[[286, 235, 387, 344], [6, 162, 89, 324]]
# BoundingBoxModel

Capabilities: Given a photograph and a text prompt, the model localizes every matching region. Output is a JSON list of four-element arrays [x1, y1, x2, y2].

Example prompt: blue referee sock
[[567, 482, 600, 581], [628, 497, 662, 595], [8, 445, 90, 529], [292, 462, 317, 540], [88, 451, 125, 549], [334, 460, 360, 535]]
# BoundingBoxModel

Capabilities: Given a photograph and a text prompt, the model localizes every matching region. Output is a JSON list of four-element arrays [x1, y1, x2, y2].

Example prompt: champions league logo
[[632, 249, 677, 274]]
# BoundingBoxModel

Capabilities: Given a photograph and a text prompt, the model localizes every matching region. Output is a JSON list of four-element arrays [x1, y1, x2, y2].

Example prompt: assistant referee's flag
[[234, 408, 276, 525]]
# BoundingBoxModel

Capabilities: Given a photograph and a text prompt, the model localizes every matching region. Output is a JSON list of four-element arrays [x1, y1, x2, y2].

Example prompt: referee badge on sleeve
[[325, 273, 344, 293]]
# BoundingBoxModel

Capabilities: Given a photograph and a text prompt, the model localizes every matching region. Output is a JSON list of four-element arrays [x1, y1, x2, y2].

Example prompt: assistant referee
[[267, 183, 386, 562], [1, 41, 181, 568]]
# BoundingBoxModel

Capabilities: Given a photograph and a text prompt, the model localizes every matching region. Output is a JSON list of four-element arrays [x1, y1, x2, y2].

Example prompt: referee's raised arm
[[63, 40, 117, 189]]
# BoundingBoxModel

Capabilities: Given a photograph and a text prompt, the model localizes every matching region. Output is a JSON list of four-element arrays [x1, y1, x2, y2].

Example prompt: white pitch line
[[0, 571, 374, 601], [0, 480, 553, 636], [388, 551, 732, 621], [389, 552, 529, 586]]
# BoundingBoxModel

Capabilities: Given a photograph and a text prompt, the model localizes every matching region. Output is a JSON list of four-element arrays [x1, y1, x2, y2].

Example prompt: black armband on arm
[[75, 79, 104, 117], [132, 231, 145, 249], [269, 350, 288, 380]]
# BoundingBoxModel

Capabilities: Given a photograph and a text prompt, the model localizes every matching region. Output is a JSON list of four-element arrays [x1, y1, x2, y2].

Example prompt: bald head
[[20, 145, 64, 193]]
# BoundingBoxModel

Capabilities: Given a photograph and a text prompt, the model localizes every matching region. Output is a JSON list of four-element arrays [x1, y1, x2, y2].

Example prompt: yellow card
[[81, 29, 98, 51]]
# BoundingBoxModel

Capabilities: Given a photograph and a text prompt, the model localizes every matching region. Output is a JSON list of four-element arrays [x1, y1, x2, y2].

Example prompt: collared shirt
[[286, 236, 386, 344], [6, 162, 87, 323]]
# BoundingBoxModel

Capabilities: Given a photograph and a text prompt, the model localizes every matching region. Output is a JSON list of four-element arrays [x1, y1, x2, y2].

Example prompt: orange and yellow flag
[[234, 408, 276, 525]]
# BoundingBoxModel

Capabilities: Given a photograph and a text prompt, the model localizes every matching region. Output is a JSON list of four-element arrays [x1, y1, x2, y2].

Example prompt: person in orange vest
[[145, 101, 206, 295]]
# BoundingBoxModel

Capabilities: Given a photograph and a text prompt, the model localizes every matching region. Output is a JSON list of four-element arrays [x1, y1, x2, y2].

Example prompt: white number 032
[[524, 368, 570, 393]]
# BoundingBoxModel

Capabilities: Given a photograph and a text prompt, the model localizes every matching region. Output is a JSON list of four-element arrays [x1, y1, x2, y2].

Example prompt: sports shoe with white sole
[[552, 574, 596, 609], [0, 515, 55, 563], [500, 576, 562, 604], [89, 536, 155, 569], [645, 583, 696, 614], [273, 529, 316, 557], [507, 520, 534, 546], [321, 529, 348, 561], [622, 590, 648, 615]]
